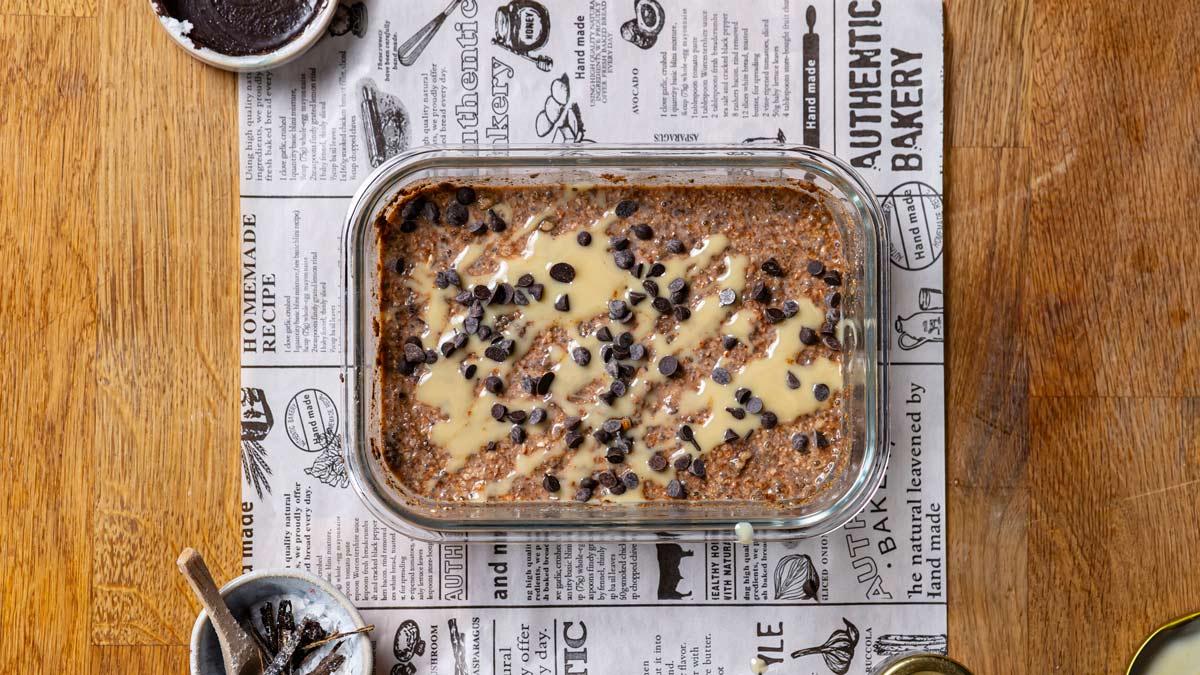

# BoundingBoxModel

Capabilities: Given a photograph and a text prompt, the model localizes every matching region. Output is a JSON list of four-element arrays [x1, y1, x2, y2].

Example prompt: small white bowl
[[189, 567, 373, 675], [150, 0, 337, 72]]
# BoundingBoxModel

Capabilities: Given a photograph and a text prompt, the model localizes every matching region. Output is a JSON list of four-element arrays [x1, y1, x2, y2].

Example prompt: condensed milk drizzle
[[399, 191, 844, 502]]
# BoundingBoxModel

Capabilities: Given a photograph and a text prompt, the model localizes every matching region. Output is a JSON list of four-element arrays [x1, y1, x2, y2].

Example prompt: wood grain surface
[[2, 1, 1198, 673]]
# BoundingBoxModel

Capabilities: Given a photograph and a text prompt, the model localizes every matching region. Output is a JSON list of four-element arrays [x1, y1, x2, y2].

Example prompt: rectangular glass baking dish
[[342, 144, 888, 542]]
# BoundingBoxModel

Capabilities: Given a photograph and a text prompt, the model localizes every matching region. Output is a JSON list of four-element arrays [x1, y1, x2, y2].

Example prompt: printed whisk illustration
[[396, 0, 463, 67]]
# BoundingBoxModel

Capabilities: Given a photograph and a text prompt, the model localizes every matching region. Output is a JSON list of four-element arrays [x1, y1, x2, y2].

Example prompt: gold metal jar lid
[[874, 653, 974, 675]]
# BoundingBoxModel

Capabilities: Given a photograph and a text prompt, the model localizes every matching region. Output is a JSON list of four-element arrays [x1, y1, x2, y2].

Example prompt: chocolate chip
[[446, 201, 469, 226], [688, 458, 706, 478], [666, 479, 687, 499], [549, 262, 576, 283], [400, 219, 418, 233], [649, 453, 669, 472], [629, 343, 646, 360], [576, 231, 593, 246], [477, 325, 494, 340], [608, 300, 630, 320], [516, 273, 535, 288], [792, 433, 810, 453], [746, 397, 764, 414], [813, 383, 830, 401], [761, 412, 778, 429], [658, 355, 680, 377], [647, 262, 666, 277], [542, 474, 560, 492], [434, 271, 450, 289], [823, 270, 842, 286], [799, 327, 819, 346], [522, 375, 537, 393], [564, 430, 584, 448], [484, 344, 508, 362], [628, 291, 647, 306], [806, 260, 825, 277], [455, 186, 477, 205], [403, 342, 425, 363], [825, 291, 842, 308], [596, 326, 613, 342], [510, 425, 526, 443], [749, 281, 771, 303], [487, 209, 507, 232], [673, 454, 692, 471], [673, 305, 692, 321], [609, 236, 630, 251], [617, 331, 634, 347], [765, 307, 786, 324], [400, 198, 423, 221], [786, 371, 801, 389], [593, 428, 613, 444], [734, 388, 752, 405], [677, 425, 694, 443], [610, 380, 628, 397], [574, 487, 593, 502], [722, 335, 738, 350], [782, 300, 800, 318], [571, 347, 591, 366], [490, 403, 508, 420], [652, 297, 673, 314], [528, 283, 545, 301], [424, 348, 439, 364], [484, 375, 504, 393], [826, 308, 842, 323], [813, 430, 829, 448], [580, 476, 598, 489], [632, 223, 653, 240], [712, 367, 731, 385], [622, 471, 639, 489], [394, 258, 407, 274], [615, 199, 639, 218], [823, 334, 843, 351], [508, 410, 529, 425], [634, 262, 645, 278], [554, 294, 571, 312], [761, 257, 784, 277], [422, 201, 440, 223], [667, 277, 687, 294], [718, 289, 737, 306], [396, 360, 415, 376], [467, 220, 487, 235], [606, 447, 626, 463], [725, 408, 745, 422], [601, 419, 623, 435], [529, 408, 547, 425], [484, 440, 498, 452], [723, 428, 740, 443], [462, 363, 477, 379], [600, 344, 614, 363], [666, 239, 686, 254], [514, 291, 529, 305], [614, 250, 635, 269], [490, 283, 513, 305], [472, 284, 490, 300], [609, 481, 627, 495], [537, 372, 556, 395], [598, 470, 619, 488], [642, 279, 660, 297], [564, 416, 582, 430]]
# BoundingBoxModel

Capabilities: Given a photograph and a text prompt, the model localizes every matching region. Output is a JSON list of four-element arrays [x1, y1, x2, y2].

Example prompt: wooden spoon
[[177, 548, 264, 675]]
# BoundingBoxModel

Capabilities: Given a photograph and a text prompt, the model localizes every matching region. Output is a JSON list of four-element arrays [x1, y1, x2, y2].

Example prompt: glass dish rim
[[342, 143, 890, 542]]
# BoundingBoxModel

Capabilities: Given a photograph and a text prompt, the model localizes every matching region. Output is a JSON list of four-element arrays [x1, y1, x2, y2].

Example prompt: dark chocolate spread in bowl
[[156, 0, 323, 56]]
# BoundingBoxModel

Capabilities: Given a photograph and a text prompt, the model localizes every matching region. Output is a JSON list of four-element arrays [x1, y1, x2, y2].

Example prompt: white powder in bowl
[[157, 15, 195, 48]]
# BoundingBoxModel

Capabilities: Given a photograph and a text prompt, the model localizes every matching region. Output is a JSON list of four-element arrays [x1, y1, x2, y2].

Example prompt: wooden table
[[3, 1, 1198, 672]]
